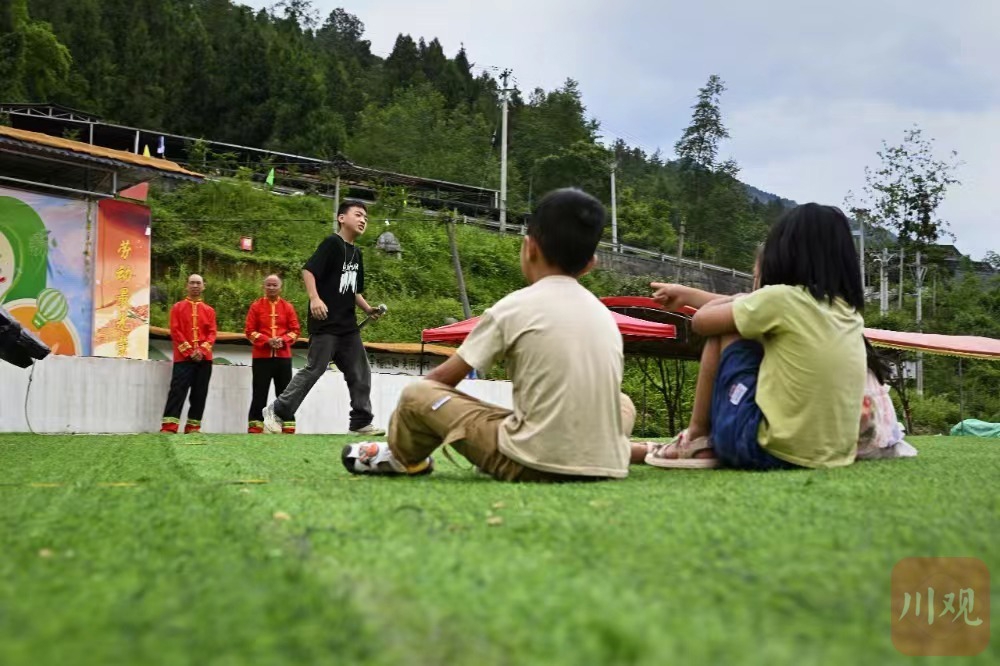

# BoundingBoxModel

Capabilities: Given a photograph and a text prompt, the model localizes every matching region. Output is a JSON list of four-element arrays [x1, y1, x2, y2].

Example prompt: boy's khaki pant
[[387, 380, 636, 482]]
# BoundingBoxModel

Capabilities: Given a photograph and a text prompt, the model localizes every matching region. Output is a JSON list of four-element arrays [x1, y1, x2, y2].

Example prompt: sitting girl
[[643, 203, 867, 470], [857, 338, 917, 459]]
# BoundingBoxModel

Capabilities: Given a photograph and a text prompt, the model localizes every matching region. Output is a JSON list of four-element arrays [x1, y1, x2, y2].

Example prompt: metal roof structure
[[1, 103, 499, 214], [0, 125, 203, 200]]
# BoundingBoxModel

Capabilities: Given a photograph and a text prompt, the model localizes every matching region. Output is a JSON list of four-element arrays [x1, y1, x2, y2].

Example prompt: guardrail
[[452, 214, 753, 279]]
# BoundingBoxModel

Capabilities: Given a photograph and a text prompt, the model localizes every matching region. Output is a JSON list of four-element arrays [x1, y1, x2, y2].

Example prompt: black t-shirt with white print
[[302, 233, 364, 335]]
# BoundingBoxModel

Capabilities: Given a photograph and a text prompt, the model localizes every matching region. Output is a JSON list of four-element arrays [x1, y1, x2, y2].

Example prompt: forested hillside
[[6, 0, 794, 269]]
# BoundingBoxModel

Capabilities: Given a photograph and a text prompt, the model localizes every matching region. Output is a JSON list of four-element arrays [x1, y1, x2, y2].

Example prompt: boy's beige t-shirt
[[732, 284, 865, 468], [457, 275, 629, 478]]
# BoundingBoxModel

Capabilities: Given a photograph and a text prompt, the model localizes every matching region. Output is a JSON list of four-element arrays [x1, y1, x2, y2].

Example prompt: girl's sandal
[[645, 431, 719, 469]]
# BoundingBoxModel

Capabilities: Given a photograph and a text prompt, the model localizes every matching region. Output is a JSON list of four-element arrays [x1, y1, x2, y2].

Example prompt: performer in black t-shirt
[[263, 200, 385, 435]]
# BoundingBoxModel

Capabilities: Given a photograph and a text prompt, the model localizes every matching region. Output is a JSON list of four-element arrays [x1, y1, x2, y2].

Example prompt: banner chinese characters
[[92, 199, 151, 359]]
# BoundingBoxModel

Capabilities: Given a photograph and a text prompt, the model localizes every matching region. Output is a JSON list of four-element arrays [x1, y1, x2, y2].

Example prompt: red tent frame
[[421, 311, 677, 344], [599, 296, 1000, 361], [599, 296, 697, 317]]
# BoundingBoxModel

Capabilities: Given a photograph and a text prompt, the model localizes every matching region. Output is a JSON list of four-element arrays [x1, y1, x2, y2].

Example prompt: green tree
[[531, 140, 610, 203], [419, 37, 448, 87], [673, 75, 753, 266], [383, 33, 422, 94], [0, 0, 71, 101], [983, 251, 1000, 272], [439, 46, 475, 107], [862, 126, 961, 247], [510, 80, 599, 169], [615, 187, 676, 253], [315, 8, 374, 125], [674, 74, 733, 172], [346, 84, 498, 186], [859, 125, 961, 317]]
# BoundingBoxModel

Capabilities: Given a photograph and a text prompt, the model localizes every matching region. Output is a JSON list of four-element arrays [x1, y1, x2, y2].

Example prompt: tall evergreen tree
[[673, 74, 753, 266]]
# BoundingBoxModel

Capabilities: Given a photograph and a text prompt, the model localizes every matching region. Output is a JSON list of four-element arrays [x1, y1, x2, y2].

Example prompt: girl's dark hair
[[758, 203, 864, 310], [864, 337, 890, 384]]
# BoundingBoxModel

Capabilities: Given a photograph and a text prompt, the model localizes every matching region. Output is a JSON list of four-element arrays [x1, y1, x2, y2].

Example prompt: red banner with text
[[92, 199, 152, 359]]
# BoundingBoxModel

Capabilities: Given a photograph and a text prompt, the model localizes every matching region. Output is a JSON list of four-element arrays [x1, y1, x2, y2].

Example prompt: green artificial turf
[[0, 434, 996, 665]]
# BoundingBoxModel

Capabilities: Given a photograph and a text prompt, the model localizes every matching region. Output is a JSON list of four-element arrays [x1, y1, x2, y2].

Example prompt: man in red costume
[[245, 274, 300, 433], [160, 274, 217, 433]]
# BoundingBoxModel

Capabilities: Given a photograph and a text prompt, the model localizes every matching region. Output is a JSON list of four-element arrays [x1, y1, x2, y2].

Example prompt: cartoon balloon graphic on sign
[[32, 288, 69, 329]]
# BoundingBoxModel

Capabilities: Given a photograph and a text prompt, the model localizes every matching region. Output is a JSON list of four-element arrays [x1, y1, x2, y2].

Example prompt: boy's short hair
[[527, 188, 606, 274], [338, 200, 367, 217]]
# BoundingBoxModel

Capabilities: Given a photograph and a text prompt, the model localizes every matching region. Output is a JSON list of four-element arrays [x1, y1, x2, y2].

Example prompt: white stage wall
[[0, 356, 512, 434]]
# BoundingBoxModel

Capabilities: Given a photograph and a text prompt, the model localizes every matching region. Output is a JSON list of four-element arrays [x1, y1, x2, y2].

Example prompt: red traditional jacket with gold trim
[[169, 298, 217, 362], [244, 297, 301, 359]]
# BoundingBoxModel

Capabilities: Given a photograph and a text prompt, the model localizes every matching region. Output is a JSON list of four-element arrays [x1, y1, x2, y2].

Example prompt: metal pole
[[859, 215, 866, 288], [898, 246, 905, 310], [915, 250, 926, 396], [447, 214, 472, 320], [498, 70, 511, 234], [958, 357, 964, 435], [610, 162, 618, 252], [333, 174, 341, 231], [0, 175, 114, 199], [880, 248, 889, 316], [675, 219, 686, 281], [641, 363, 647, 435]]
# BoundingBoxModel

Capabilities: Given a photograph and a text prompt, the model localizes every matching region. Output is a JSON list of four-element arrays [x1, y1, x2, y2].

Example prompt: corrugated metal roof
[[0, 125, 203, 180]]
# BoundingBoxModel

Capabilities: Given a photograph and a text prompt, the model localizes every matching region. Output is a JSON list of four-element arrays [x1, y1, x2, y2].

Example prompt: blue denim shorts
[[711, 340, 797, 471]]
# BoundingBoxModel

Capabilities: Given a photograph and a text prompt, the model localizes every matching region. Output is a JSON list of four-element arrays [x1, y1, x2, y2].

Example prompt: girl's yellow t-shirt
[[733, 285, 865, 468]]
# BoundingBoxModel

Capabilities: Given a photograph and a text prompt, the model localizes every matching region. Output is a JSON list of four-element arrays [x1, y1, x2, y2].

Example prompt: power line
[[600, 124, 664, 157]]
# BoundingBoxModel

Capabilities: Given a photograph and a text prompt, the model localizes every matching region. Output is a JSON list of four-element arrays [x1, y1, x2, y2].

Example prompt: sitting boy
[[342, 188, 631, 481]]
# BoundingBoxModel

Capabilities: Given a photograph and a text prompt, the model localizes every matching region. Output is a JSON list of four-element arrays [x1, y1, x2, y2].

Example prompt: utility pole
[[332, 172, 341, 231], [858, 212, 866, 288], [675, 217, 686, 282], [873, 247, 890, 317], [914, 250, 927, 396], [932, 272, 937, 318], [446, 211, 472, 320], [610, 161, 618, 252], [898, 246, 905, 310], [498, 68, 512, 234]]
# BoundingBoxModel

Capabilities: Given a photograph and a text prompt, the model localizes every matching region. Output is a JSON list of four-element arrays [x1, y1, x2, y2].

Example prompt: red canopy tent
[[421, 316, 481, 344], [864, 328, 1000, 360], [599, 296, 703, 360], [599, 296, 1000, 361]]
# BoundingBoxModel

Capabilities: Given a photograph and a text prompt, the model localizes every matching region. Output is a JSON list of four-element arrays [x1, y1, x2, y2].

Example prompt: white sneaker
[[350, 423, 386, 436], [341, 442, 433, 476], [262, 404, 283, 434]]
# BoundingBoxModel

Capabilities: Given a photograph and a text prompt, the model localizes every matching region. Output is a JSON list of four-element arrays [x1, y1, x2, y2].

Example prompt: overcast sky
[[245, 0, 999, 259]]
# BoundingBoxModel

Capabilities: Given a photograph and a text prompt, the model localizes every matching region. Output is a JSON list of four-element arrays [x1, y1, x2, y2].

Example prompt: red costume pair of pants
[[247, 358, 294, 433], [160, 360, 213, 433]]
